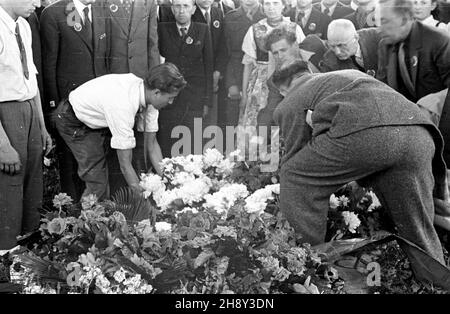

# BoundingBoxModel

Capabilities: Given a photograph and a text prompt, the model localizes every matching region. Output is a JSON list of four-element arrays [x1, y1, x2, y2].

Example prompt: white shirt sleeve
[[242, 26, 257, 63], [105, 107, 137, 150], [295, 24, 305, 43], [135, 105, 159, 133]]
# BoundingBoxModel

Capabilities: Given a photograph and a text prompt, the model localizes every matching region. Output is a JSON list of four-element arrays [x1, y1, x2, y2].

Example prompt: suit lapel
[[129, 0, 146, 37], [92, 2, 105, 53], [64, 0, 93, 53], [407, 22, 421, 89], [386, 44, 398, 90], [107, 0, 130, 35], [170, 22, 183, 50], [193, 7, 207, 23]]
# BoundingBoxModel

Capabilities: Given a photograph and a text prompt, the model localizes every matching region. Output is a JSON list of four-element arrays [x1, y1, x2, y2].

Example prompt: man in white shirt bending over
[[53, 63, 186, 200]]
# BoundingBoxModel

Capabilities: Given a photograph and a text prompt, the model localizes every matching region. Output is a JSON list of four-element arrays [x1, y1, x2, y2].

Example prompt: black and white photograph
[[1, 0, 450, 299]]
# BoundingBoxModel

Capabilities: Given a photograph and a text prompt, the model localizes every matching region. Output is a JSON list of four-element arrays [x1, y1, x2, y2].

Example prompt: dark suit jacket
[[377, 22, 450, 103], [106, 0, 159, 78], [192, 7, 227, 73], [377, 22, 450, 164], [313, 2, 354, 20], [27, 11, 44, 106], [157, 4, 174, 23], [344, 8, 378, 30], [40, 0, 109, 109], [223, 6, 265, 89], [158, 22, 214, 109], [320, 28, 381, 75], [287, 7, 331, 39]]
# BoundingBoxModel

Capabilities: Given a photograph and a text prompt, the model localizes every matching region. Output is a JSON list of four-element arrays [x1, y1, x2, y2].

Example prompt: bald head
[[327, 19, 359, 60]]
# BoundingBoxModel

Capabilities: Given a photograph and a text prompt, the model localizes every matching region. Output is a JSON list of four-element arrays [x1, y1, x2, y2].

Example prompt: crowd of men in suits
[[1, 0, 450, 252]]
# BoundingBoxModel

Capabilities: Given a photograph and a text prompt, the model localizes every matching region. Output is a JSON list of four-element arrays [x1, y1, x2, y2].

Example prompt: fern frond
[[112, 187, 155, 224]]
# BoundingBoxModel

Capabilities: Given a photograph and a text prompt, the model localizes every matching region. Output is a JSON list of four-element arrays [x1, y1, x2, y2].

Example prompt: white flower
[[203, 148, 224, 168], [244, 184, 279, 215], [52, 193, 73, 209], [204, 183, 249, 215], [95, 274, 111, 293], [139, 173, 166, 199], [367, 191, 381, 212], [113, 267, 127, 283], [329, 194, 340, 210], [175, 207, 199, 217], [155, 221, 172, 232], [43, 157, 52, 167], [338, 195, 350, 207], [81, 194, 98, 210], [341, 211, 361, 233], [47, 217, 67, 235]]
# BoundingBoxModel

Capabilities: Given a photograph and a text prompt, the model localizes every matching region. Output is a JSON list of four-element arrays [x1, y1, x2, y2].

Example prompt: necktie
[[350, 55, 364, 72], [15, 23, 29, 80], [83, 7, 92, 41], [324, 7, 330, 16], [297, 11, 305, 24], [204, 10, 211, 26], [123, 0, 132, 16], [180, 27, 188, 39], [398, 42, 415, 97], [212, 0, 223, 18]]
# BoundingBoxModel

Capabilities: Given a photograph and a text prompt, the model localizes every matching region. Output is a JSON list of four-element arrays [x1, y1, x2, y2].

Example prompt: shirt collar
[[199, 6, 211, 16], [321, 2, 337, 15], [355, 42, 362, 59], [73, 0, 91, 14], [176, 22, 191, 32], [296, 7, 312, 19], [0, 5, 19, 34]]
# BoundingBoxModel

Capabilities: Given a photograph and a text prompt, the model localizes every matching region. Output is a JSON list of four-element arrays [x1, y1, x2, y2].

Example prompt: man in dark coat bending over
[[268, 31, 450, 284]]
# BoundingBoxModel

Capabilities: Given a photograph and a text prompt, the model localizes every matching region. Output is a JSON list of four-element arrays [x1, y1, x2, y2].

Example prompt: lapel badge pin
[[411, 56, 418, 67], [308, 23, 316, 31], [110, 3, 119, 13], [74, 22, 82, 32], [366, 69, 376, 77], [186, 36, 193, 44], [213, 20, 220, 28]]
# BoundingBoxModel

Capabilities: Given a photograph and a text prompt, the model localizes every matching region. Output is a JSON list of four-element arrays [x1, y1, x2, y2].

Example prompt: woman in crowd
[[238, 0, 305, 143], [413, 0, 450, 32]]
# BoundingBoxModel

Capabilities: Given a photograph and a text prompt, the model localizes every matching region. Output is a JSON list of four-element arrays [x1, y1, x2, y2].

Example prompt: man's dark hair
[[264, 27, 297, 52], [379, 0, 414, 19], [144, 63, 187, 94], [272, 60, 310, 87]]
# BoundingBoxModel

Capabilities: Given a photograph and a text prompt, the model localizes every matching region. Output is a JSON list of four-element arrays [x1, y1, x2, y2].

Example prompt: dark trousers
[[108, 130, 146, 197], [0, 100, 43, 249], [55, 132, 85, 202], [53, 100, 111, 200], [280, 125, 444, 270]]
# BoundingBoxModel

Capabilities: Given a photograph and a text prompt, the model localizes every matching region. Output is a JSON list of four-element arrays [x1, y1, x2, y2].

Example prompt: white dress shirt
[[73, 0, 92, 23], [199, 7, 212, 24], [0, 5, 38, 102], [321, 2, 338, 16], [69, 74, 159, 150], [296, 7, 312, 28]]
